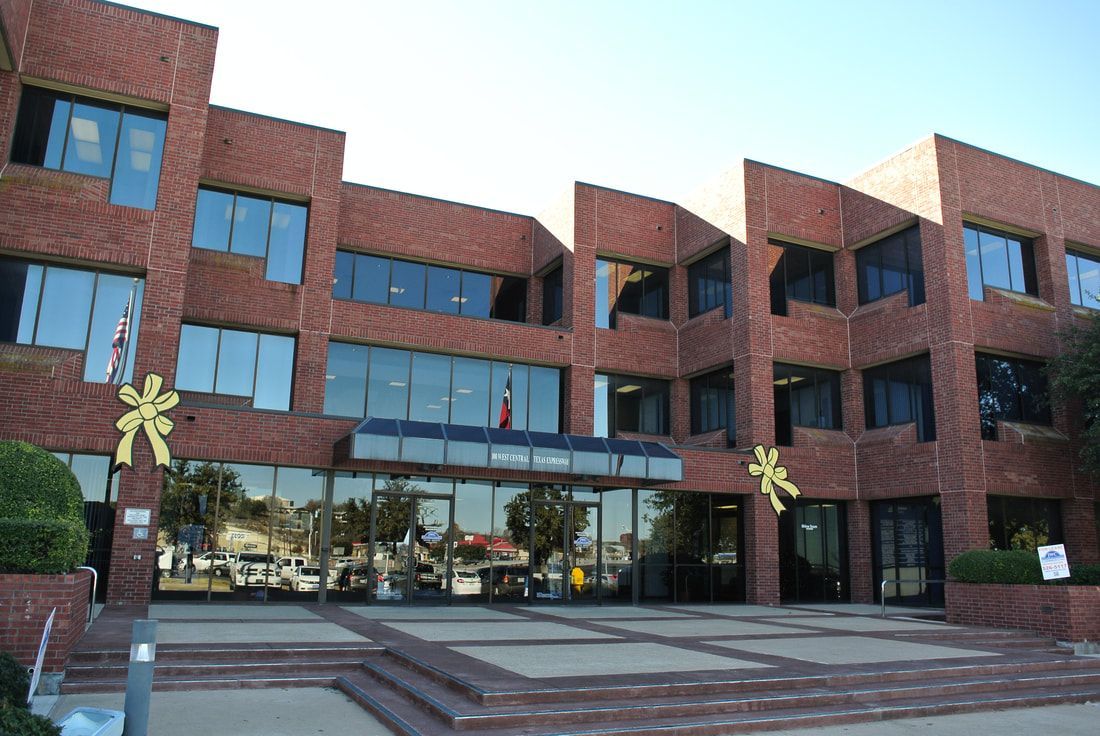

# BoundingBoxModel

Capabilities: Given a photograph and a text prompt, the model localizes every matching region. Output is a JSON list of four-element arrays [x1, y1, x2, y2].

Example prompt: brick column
[[743, 493, 780, 604], [106, 442, 164, 606], [1063, 497, 1100, 565], [847, 500, 873, 602]]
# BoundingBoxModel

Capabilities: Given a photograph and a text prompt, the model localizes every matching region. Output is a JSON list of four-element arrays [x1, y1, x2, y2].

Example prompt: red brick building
[[1, 0, 1097, 610]]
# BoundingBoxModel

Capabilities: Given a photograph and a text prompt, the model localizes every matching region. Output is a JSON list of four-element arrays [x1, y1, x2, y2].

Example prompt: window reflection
[[769, 240, 835, 315], [963, 223, 1037, 299], [175, 325, 295, 410]]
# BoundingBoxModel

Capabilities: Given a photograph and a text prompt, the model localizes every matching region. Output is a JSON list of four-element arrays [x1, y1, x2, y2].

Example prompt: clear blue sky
[[122, 0, 1100, 214]]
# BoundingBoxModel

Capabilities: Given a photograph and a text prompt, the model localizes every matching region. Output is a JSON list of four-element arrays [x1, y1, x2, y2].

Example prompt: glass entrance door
[[531, 500, 599, 603], [779, 501, 848, 603], [368, 493, 453, 603]]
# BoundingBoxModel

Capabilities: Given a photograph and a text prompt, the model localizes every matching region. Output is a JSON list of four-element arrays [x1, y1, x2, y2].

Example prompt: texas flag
[[498, 372, 512, 429]]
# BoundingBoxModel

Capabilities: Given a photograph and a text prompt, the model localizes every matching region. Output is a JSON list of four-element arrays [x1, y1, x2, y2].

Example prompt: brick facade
[[946, 582, 1100, 642], [0, 572, 91, 672], [0, 0, 1097, 611]]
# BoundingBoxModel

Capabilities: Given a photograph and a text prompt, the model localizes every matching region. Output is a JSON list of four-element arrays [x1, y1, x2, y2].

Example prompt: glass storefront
[[153, 463, 744, 606], [871, 497, 944, 606]]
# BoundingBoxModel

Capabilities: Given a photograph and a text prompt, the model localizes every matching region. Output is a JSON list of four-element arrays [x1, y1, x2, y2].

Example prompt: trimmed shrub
[[1069, 563, 1100, 585], [0, 519, 88, 575], [0, 441, 83, 522], [948, 549, 1044, 584], [0, 706, 61, 736], [0, 652, 29, 709]]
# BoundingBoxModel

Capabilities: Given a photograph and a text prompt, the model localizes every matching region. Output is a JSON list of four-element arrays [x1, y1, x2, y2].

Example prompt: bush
[[0, 652, 29, 709], [0, 519, 89, 575], [0, 706, 61, 736], [0, 441, 83, 522], [948, 549, 1044, 584], [1069, 563, 1100, 585]]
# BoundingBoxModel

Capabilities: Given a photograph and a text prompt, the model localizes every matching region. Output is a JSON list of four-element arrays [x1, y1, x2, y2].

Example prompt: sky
[[121, 0, 1100, 215]]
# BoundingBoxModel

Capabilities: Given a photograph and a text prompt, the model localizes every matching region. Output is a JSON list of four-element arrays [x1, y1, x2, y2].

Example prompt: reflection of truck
[[276, 556, 309, 585], [228, 551, 277, 590], [156, 546, 175, 577], [178, 551, 231, 575]]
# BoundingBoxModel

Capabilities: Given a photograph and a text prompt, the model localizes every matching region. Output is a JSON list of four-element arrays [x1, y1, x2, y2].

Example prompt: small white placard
[[1038, 543, 1071, 580], [123, 508, 151, 526], [27, 608, 55, 706], [132, 527, 149, 540]]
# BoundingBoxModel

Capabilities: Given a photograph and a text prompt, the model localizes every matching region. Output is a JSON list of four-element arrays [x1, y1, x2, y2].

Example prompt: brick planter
[[946, 581, 1100, 642], [0, 572, 91, 674]]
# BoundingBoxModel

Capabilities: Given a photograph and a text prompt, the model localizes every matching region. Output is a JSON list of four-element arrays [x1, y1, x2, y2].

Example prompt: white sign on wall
[[123, 508, 151, 525], [1038, 544, 1071, 580]]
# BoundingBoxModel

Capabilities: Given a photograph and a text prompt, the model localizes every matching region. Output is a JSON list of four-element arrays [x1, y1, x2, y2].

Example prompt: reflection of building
[[1, 0, 1098, 610]]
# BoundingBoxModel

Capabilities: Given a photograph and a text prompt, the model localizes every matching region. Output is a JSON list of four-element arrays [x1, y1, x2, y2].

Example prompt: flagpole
[[116, 278, 138, 385]]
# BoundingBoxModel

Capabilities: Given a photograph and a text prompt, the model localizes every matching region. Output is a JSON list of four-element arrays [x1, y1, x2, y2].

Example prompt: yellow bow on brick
[[747, 444, 801, 516], [114, 372, 179, 469]]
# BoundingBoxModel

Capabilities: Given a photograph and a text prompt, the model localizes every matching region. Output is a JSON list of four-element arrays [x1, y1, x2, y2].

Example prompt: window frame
[[689, 367, 736, 445], [855, 225, 925, 306], [175, 324, 296, 411], [861, 354, 936, 441], [974, 352, 1052, 440], [773, 363, 843, 446], [191, 186, 309, 285], [687, 245, 732, 319], [332, 250, 528, 323], [1066, 247, 1100, 309], [963, 222, 1038, 300], [594, 372, 671, 436], [596, 257, 670, 328], [542, 263, 564, 325], [11, 85, 167, 210], [768, 240, 836, 315]]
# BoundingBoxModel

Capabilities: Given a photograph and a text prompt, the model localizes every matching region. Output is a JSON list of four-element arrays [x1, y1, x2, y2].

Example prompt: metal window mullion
[[80, 271, 101, 365], [29, 263, 47, 345], [403, 350, 413, 420], [360, 345, 372, 418], [211, 328, 223, 394], [261, 466, 277, 603], [263, 196, 275, 263], [631, 489, 639, 606], [106, 107, 124, 196], [250, 332, 261, 404], [446, 355, 455, 423], [226, 194, 238, 254], [57, 93, 76, 170], [348, 250, 358, 301]]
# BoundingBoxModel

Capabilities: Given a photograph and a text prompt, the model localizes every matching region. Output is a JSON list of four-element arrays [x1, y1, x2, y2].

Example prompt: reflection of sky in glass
[[192, 189, 233, 250], [176, 325, 218, 392], [84, 274, 144, 383], [227, 463, 275, 498], [36, 267, 94, 349], [110, 113, 166, 210], [215, 329, 258, 396], [593, 374, 610, 437], [265, 202, 307, 284], [453, 480, 492, 536], [254, 334, 294, 410]]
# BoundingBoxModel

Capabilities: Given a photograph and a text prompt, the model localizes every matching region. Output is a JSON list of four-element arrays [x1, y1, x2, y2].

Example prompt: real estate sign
[[1038, 544, 1071, 580]]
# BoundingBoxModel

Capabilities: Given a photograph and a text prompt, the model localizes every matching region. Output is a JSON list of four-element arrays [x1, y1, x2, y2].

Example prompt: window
[[11, 86, 166, 210], [596, 258, 669, 328], [542, 264, 564, 325], [964, 223, 1037, 300], [975, 353, 1051, 440], [323, 342, 560, 432], [175, 325, 295, 410], [52, 452, 119, 504], [856, 225, 925, 306], [0, 257, 144, 383], [769, 240, 835, 315], [988, 496, 1062, 551], [191, 187, 308, 284], [862, 354, 936, 441], [332, 251, 527, 322], [594, 373, 670, 436], [1066, 249, 1100, 309], [690, 368, 735, 445], [688, 246, 732, 318], [773, 363, 842, 446]]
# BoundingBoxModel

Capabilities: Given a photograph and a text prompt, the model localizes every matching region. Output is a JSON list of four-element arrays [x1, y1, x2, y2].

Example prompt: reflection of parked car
[[276, 556, 309, 585], [447, 570, 481, 595], [479, 565, 528, 597], [349, 565, 383, 591], [229, 551, 277, 590], [387, 563, 441, 590], [583, 563, 629, 594], [178, 551, 230, 576], [287, 566, 335, 592], [156, 546, 175, 577]]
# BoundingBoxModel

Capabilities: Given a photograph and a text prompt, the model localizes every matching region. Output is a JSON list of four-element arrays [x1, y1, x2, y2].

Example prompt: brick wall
[[946, 582, 1100, 642], [0, 572, 91, 672]]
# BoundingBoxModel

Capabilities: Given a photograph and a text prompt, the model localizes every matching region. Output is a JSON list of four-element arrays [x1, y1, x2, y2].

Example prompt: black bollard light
[[122, 619, 157, 736]]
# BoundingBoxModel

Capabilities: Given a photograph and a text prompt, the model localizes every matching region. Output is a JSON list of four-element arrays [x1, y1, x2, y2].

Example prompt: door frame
[[529, 498, 601, 605], [367, 490, 455, 605]]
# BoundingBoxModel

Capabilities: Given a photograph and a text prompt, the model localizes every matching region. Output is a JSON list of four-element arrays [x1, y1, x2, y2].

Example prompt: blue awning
[[342, 417, 683, 482]]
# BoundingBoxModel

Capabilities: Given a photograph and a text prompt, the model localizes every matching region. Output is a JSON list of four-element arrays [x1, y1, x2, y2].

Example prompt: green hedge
[[0, 519, 88, 575], [0, 441, 83, 522], [0, 706, 61, 736], [949, 549, 1100, 586]]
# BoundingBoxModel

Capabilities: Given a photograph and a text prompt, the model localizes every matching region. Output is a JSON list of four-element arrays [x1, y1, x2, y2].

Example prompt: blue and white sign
[[574, 536, 592, 549], [421, 530, 443, 544], [1038, 544, 1070, 580]]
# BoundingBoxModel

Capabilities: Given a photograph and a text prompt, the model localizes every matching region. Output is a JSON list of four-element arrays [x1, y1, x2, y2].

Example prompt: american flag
[[105, 301, 130, 384]]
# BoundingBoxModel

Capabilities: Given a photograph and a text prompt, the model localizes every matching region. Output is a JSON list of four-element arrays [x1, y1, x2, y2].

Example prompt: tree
[[159, 461, 244, 549], [1047, 316, 1100, 478], [504, 489, 590, 565]]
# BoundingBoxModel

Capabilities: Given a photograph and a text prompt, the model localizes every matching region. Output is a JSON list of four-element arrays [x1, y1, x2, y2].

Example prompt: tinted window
[[856, 226, 924, 306], [65, 100, 120, 179], [266, 202, 308, 283], [36, 267, 94, 349], [192, 189, 234, 251], [333, 251, 354, 300], [975, 353, 1051, 439], [367, 347, 410, 419], [450, 357, 490, 426], [323, 342, 368, 416], [595, 373, 670, 435], [174, 325, 295, 409], [769, 240, 835, 315], [353, 254, 390, 304], [461, 271, 491, 318], [112, 112, 166, 210], [987, 496, 1062, 551], [773, 363, 842, 445], [426, 265, 461, 314], [691, 367, 736, 444], [253, 334, 295, 411], [529, 366, 560, 433], [1066, 249, 1100, 309], [597, 258, 669, 327], [491, 275, 526, 321], [542, 265, 563, 325], [963, 223, 1037, 299], [176, 325, 219, 392], [862, 354, 935, 441], [389, 260, 426, 309], [688, 246, 731, 318]]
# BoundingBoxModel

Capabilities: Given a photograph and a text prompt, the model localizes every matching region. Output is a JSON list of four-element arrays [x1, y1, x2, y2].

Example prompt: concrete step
[[67, 644, 383, 665], [62, 674, 337, 694], [64, 659, 366, 682]]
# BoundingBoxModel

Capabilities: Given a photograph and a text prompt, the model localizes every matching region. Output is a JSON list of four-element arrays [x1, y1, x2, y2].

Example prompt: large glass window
[[975, 353, 1051, 440], [688, 246, 731, 318], [596, 258, 669, 328], [862, 354, 936, 441], [11, 86, 166, 209], [0, 258, 144, 384], [773, 363, 842, 446], [333, 250, 527, 322], [988, 496, 1062, 551], [175, 325, 295, 410], [964, 223, 1037, 300], [542, 264, 563, 325], [1066, 249, 1100, 310], [191, 187, 308, 284], [769, 240, 835, 316], [323, 342, 561, 431], [856, 225, 925, 306], [690, 367, 736, 445], [594, 373, 670, 436]]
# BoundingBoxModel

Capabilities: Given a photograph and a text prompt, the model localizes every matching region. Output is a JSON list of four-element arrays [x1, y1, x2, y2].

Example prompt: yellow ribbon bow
[[747, 444, 801, 515], [114, 372, 179, 469]]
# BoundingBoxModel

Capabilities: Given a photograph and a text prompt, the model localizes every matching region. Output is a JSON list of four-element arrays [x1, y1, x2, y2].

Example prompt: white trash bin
[[56, 707, 125, 736]]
